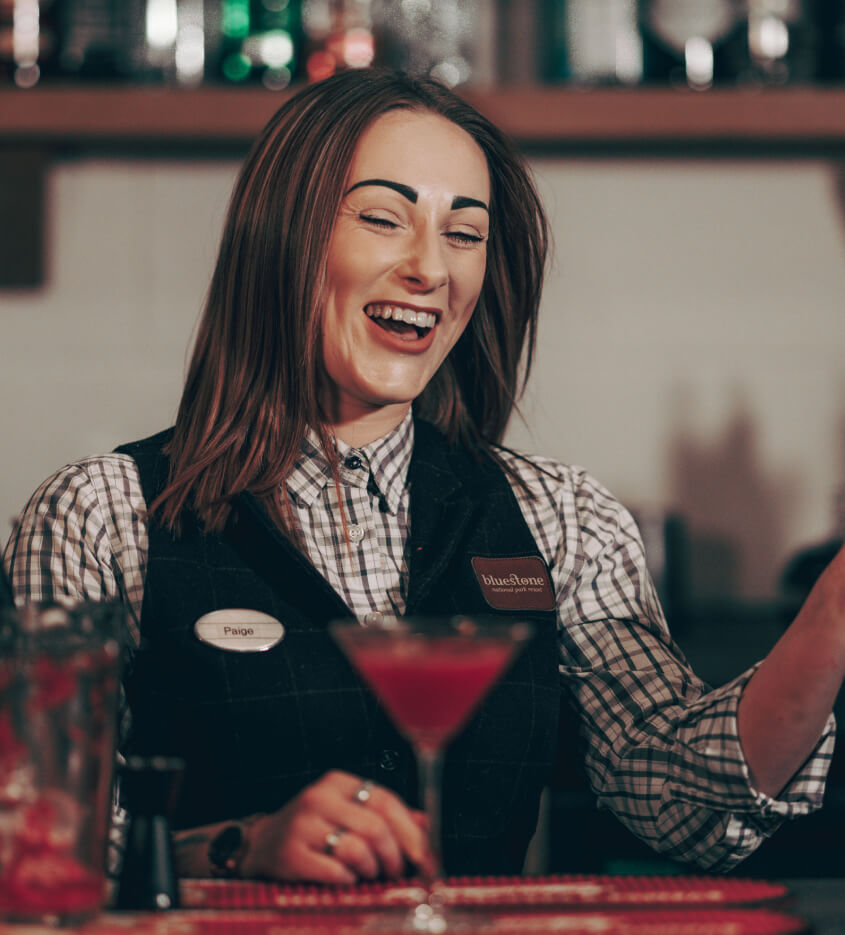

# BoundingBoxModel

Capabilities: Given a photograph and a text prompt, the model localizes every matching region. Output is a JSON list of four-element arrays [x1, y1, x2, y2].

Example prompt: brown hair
[[152, 68, 549, 534]]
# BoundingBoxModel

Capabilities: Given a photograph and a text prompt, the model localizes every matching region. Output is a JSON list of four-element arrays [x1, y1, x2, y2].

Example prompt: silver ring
[[354, 780, 374, 805], [323, 828, 345, 856]]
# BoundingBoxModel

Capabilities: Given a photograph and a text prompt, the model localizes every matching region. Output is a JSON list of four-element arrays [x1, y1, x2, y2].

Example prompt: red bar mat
[[27, 907, 809, 935], [180, 875, 790, 911]]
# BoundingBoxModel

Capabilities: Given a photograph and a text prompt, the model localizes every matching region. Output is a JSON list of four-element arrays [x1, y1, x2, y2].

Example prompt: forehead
[[346, 110, 490, 203]]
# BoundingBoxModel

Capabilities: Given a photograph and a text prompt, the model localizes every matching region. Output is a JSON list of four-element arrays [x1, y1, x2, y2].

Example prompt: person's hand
[[240, 770, 433, 884]]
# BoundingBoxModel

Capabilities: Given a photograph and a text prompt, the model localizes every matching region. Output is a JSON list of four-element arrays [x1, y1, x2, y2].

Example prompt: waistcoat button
[[378, 749, 400, 772]]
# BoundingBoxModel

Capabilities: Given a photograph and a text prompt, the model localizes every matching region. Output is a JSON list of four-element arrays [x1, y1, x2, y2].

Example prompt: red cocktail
[[348, 638, 515, 752], [331, 615, 532, 933]]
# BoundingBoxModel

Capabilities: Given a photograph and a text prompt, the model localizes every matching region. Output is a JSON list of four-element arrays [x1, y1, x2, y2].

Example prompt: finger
[[326, 804, 405, 878], [309, 778, 403, 878], [326, 829, 381, 881], [309, 773, 430, 878], [358, 784, 432, 872], [325, 778, 430, 876], [282, 839, 357, 885]]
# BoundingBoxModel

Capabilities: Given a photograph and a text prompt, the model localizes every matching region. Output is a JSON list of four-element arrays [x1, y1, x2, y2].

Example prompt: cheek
[[456, 255, 486, 316], [324, 237, 364, 307], [326, 231, 395, 301]]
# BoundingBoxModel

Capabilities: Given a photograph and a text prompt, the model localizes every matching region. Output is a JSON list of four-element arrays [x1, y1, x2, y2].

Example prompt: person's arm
[[172, 814, 267, 880], [738, 544, 845, 797], [553, 468, 834, 871], [2, 457, 146, 620], [171, 772, 432, 883], [3, 458, 149, 882]]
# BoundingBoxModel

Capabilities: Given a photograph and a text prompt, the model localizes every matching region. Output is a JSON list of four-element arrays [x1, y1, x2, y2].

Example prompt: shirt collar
[[285, 410, 414, 515]]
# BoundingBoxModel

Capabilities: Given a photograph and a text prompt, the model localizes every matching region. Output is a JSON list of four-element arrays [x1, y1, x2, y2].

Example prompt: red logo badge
[[471, 556, 556, 612]]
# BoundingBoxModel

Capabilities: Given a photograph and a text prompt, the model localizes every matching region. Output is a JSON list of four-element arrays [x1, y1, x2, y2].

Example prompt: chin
[[359, 375, 430, 408], [365, 391, 418, 410]]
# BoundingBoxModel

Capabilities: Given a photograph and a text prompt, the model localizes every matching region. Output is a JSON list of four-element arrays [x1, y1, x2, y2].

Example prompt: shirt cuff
[[665, 663, 835, 821]]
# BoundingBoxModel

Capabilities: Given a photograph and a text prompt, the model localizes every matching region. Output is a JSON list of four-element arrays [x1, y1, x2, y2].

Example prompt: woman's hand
[[239, 771, 433, 884]]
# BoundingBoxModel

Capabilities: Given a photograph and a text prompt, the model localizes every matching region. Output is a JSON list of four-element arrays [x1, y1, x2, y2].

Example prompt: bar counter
[[782, 879, 845, 935], [1, 875, 843, 934]]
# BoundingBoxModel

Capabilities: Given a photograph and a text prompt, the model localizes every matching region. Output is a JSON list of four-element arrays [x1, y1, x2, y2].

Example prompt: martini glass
[[330, 615, 532, 933]]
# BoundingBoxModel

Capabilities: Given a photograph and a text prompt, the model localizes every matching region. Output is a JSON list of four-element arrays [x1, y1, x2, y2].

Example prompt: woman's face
[[320, 109, 490, 439]]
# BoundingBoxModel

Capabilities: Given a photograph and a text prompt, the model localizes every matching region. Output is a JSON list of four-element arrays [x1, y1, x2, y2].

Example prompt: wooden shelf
[[1, 84, 844, 150]]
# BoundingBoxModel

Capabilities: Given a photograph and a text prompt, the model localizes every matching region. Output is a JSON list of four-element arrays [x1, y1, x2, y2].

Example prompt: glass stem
[[416, 746, 444, 882]]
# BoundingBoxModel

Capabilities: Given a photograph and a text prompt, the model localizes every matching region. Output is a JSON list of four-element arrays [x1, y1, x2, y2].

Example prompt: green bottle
[[217, 0, 302, 87]]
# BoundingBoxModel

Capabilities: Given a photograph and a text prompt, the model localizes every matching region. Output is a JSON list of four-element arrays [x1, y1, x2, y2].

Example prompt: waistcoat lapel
[[405, 420, 488, 614], [227, 490, 352, 623]]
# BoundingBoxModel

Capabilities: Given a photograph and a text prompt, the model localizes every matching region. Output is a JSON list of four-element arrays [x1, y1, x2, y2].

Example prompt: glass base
[[357, 897, 487, 934], [409, 900, 448, 933]]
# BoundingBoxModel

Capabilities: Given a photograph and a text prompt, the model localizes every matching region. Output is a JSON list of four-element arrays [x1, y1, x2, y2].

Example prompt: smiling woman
[[4, 68, 843, 890], [148, 69, 547, 537]]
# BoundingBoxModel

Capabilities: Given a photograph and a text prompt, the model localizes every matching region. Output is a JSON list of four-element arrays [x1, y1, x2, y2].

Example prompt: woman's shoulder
[[494, 445, 644, 569], [22, 453, 147, 522], [42, 451, 143, 487], [493, 444, 615, 504], [32, 424, 174, 511]]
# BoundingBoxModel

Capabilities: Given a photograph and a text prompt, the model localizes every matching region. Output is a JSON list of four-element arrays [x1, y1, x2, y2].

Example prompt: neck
[[328, 403, 411, 448]]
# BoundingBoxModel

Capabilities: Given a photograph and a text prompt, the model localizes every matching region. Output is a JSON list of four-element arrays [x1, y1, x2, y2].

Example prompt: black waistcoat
[[116, 420, 560, 875]]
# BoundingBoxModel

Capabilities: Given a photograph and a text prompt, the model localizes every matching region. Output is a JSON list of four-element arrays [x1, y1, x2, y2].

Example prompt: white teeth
[[366, 304, 437, 330]]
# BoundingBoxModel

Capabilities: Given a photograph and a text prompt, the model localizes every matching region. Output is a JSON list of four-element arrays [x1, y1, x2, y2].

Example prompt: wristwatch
[[208, 823, 248, 878]]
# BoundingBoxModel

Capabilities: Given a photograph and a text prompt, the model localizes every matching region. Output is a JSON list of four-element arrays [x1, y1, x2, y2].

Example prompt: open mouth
[[365, 304, 437, 341]]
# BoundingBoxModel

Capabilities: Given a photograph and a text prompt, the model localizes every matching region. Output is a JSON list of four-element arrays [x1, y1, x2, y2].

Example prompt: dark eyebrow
[[451, 195, 489, 213], [345, 178, 489, 213], [345, 179, 418, 202]]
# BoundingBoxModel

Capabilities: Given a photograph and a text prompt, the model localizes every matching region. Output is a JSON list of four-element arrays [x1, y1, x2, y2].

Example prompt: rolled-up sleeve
[[553, 467, 834, 870]]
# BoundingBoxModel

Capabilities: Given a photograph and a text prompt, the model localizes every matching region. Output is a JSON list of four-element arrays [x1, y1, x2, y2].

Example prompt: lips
[[365, 303, 438, 341]]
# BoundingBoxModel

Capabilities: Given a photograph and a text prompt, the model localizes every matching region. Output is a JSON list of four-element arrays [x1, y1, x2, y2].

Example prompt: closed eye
[[360, 214, 398, 230], [360, 213, 484, 246], [447, 231, 485, 245]]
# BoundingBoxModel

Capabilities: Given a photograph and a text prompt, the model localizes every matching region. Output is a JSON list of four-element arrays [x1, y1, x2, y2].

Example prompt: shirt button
[[348, 524, 365, 542], [379, 749, 400, 772], [344, 454, 363, 470], [364, 611, 384, 626]]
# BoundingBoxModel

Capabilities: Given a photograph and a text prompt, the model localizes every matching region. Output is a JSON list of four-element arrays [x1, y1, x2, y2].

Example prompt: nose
[[397, 225, 448, 293]]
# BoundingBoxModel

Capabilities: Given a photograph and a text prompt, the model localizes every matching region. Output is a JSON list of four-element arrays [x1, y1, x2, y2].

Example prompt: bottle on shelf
[[638, 0, 747, 88], [213, 0, 302, 87], [300, 0, 373, 83], [744, 0, 818, 84], [55, 0, 202, 84], [371, 0, 494, 88], [542, 0, 643, 86], [0, 0, 61, 87], [127, 0, 208, 84], [53, 0, 130, 81]]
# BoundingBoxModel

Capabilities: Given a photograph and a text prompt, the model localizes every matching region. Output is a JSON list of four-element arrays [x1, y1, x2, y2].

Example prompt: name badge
[[471, 556, 556, 612], [194, 609, 285, 653]]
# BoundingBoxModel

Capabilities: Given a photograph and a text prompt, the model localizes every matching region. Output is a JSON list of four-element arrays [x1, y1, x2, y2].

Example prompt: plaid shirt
[[3, 412, 833, 871]]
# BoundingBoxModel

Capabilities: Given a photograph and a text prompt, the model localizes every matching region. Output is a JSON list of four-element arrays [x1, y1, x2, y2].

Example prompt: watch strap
[[208, 823, 246, 878]]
